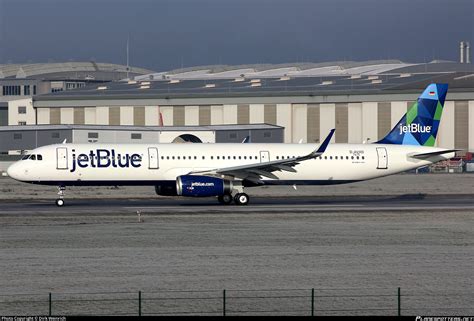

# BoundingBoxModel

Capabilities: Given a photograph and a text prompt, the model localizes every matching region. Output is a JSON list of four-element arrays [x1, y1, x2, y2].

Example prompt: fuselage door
[[56, 147, 68, 170], [376, 147, 388, 169], [148, 147, 159, 169], [260, 151, 270, 163]]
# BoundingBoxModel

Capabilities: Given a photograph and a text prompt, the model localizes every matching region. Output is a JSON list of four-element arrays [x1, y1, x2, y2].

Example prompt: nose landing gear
[[56, 186, 66, 207]]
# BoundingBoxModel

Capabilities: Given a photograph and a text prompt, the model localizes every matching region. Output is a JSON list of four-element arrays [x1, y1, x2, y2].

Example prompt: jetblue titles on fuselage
[[70, 149, 142, 173]]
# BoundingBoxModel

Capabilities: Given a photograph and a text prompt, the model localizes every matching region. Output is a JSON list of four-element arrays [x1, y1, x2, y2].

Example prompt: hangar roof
[[0, 62, 154, 81], [33, 60, 474, 101], [135, 60, 474, 80]]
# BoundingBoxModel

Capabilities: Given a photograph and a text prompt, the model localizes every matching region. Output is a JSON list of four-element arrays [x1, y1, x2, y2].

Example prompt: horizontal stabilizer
[[411, 149, 460, 159]]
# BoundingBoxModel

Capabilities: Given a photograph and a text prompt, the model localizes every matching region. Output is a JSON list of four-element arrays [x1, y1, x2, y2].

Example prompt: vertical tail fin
[[377, 83, 448, 146]]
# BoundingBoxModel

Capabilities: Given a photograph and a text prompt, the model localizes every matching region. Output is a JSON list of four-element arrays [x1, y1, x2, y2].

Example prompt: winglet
[[315, 128, 335, 154]]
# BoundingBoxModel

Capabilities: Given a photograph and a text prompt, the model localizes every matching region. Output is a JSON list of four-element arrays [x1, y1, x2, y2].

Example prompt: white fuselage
[[7, 143, 454, 186]]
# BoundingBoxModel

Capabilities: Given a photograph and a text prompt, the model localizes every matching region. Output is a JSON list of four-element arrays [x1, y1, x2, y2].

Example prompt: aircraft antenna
[[126, 35, 130, 79]]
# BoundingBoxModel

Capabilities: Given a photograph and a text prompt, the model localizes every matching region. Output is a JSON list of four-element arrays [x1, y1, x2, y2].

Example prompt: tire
[[55, 199, 65, 207], [234, 193, 249, 205], [218, 194, 233, 205]]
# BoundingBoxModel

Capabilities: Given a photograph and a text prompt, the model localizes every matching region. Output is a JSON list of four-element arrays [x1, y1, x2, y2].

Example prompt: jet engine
[[176, 175, 233, 197]]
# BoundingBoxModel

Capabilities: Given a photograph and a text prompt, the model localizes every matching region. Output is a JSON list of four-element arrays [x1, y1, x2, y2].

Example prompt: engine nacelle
[[155, 183, 178, 196], [177, 175, 233, 197]]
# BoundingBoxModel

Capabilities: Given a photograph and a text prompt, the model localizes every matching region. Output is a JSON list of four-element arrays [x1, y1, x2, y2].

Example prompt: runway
[[1, 193, 473, 215], [1, 192, 473, 315]]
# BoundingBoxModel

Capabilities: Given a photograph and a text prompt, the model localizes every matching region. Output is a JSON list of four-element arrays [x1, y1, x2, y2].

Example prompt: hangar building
[[4, 60, 474, 153]]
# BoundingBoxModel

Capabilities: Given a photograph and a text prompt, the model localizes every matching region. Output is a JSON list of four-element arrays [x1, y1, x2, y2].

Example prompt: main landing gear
[[56, 186, 66, 207], [217, 194, 233, 205], [217, 181, 250, 206], [217, 192, 250, 205], [234, 193, 249, 205]]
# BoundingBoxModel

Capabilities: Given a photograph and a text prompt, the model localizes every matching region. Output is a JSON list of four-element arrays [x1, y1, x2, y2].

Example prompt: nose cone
[[7, 162, 21, 181]]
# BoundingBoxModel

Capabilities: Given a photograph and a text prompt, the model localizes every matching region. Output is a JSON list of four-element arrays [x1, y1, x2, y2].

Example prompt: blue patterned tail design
[[377, 83, 448, 146]]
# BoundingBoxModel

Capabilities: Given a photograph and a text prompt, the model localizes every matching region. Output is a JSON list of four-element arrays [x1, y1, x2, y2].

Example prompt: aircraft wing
[[188, 129, 335, 184]]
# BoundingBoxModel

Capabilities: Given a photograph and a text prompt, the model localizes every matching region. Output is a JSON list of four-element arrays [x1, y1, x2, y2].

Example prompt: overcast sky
[[0, 0, 473, 71]]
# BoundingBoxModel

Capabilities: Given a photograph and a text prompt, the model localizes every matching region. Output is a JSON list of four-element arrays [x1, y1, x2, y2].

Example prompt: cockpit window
[[21, 155, 30, 160], [30, 155, 36, 160], [37, 154, 43, 161]]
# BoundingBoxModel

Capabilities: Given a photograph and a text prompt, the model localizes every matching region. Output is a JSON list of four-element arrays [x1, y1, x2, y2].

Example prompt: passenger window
[[244, 156, 247, 160], [233, 156, 236, 159], [330, 156, 333, 160], [357, 156, 360, 159], [346, 156, 349, 160], [194, 156, 197, 160], [172, 156, 175, 160], [335, 156, 338, 160], [217, 156, 220, 160], [362, 156, 365, 160], [202, 156, 205, 160], [37, 155, 43, 161], [211, 156, 214, 160], [351, 156, 354, 159], [238, 156, 241, 159], [324, 156, 327, 160]]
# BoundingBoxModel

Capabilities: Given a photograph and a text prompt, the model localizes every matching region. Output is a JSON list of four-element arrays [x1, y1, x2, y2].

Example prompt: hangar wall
[[19, 100, 474, 151]]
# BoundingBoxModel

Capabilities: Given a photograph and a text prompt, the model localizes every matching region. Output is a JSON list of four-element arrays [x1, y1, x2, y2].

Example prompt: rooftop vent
[[97, 86, 107, 90]]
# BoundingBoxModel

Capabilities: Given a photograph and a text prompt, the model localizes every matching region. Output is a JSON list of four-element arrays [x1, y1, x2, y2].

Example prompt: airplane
[[7, 83, 458, 207]]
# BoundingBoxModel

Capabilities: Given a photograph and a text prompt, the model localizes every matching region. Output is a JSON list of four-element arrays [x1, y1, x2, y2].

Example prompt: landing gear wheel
[[56, 186, 66, 207], [218, 194, 233, 205], [234, 193, 249, 205]]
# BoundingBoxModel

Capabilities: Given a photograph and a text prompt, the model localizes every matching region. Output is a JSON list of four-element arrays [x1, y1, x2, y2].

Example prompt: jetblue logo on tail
[[399, 124, 432, 135], [377, 83, 448, 147]]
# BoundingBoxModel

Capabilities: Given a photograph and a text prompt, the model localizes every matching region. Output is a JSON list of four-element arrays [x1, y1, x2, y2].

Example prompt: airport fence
[[1, 287, 473, 316]]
